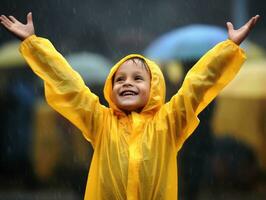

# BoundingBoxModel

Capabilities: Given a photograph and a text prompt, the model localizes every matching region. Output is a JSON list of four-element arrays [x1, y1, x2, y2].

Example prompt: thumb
[[27, 12, 33, 24], [226, 22, 234, 31]]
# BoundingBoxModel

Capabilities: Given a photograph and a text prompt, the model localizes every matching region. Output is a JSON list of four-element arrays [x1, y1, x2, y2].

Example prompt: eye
[[135, 75, 143, 81], [115, 76, 124, 82]]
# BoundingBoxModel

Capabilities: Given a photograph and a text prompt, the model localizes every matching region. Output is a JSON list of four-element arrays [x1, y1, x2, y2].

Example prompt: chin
[[120, 105, 142, 113]]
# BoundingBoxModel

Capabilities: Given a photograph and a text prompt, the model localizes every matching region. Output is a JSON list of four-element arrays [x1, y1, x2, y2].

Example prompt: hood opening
[[103, 54, 166, 116]]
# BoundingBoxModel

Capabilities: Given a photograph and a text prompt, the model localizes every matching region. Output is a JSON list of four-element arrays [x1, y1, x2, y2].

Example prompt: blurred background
[[0, 0, 265, 199]]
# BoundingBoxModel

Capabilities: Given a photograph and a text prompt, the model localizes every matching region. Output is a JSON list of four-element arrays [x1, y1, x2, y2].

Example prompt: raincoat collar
[[103, 54, 166, 116]]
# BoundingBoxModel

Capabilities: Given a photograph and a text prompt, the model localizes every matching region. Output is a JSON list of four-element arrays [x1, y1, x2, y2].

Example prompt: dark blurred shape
[[0, 67, 37, 188], [211, 137, 259, 190]]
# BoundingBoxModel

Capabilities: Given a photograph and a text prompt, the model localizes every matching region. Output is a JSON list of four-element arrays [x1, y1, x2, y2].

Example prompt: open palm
[[227, 15, 260, 45], [0, 12, 35, 40]]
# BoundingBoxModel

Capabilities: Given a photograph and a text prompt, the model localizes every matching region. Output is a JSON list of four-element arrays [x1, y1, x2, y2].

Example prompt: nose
[[123, 79, 133, 87]]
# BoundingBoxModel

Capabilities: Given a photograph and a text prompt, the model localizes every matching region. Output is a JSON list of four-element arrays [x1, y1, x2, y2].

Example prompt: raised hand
[[0, 12, 35, 40], [227, 15, 260, 45]]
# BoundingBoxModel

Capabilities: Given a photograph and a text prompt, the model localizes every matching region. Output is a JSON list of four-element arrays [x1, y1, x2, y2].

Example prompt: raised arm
[[0, 13, 107, 147], [162, 16, 260, 151], [0, 12, 35, 40]]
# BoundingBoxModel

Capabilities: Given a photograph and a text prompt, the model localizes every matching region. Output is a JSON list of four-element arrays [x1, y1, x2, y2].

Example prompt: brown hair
[[112, 57, 150, 85], [130, 57, 150, 72]]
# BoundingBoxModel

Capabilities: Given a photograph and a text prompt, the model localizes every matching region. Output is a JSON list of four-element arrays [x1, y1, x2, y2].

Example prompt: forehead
[[115, 59, 150, 76]]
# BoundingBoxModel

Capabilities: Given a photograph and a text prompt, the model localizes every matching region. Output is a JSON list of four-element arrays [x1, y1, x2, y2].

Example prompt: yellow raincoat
[[20, 35, 246, 200]]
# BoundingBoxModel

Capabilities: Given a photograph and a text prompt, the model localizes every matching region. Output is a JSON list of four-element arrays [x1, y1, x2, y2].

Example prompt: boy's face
[[112, 59, 151, 113]]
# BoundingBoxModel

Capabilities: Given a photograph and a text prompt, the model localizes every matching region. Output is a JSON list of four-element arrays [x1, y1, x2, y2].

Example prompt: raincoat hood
[[104, 54, 166, 115]]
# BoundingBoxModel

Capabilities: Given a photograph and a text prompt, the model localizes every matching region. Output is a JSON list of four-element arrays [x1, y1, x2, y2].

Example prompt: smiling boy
[[112, 58, 151, 114], [0, 12, 259, 200]]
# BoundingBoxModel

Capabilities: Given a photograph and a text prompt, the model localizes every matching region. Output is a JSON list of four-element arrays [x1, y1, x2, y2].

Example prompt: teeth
[[122, 91, 136, 96]]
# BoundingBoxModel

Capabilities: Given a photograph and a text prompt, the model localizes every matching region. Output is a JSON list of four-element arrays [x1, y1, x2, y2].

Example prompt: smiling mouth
[[120, 91, 138, 96]]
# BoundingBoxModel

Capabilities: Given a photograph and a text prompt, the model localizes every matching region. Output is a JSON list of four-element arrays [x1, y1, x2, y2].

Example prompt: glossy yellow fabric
[[20, 35, 246, 200]]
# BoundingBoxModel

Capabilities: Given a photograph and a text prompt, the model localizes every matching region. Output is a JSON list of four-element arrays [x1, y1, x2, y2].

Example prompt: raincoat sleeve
[[164, 39, 246, 151], [19, 35, 106, 147]]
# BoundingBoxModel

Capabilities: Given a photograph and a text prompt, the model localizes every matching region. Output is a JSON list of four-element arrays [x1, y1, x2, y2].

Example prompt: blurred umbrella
[[219, 59, 266, 98], [242, 40, 266, 60], [0, 40, 26, 68], [144, 24, 228, 62], [212, 59, 266, 170], [66, 52, 112, 84]]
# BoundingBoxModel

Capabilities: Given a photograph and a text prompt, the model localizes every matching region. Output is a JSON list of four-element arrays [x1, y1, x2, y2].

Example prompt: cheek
[[145, 84, 151, 97], [142, 87, 150, 102], [111, 89, 118, 103]]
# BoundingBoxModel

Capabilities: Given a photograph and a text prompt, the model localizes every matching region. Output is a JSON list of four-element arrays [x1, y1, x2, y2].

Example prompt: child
[[0, 12, 259, 200]]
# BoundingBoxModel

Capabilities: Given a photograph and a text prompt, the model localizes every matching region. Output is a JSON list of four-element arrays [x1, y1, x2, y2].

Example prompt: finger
[[0, 15, 13, 26], [247, 17, 257, 30], [246, 16, 258, 28], [8, 15, 19, 23], [0, 20, 12, 29], [0, 15, 12, 24], [252, 15, 260, 26], [27, 12, 33, 24]]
